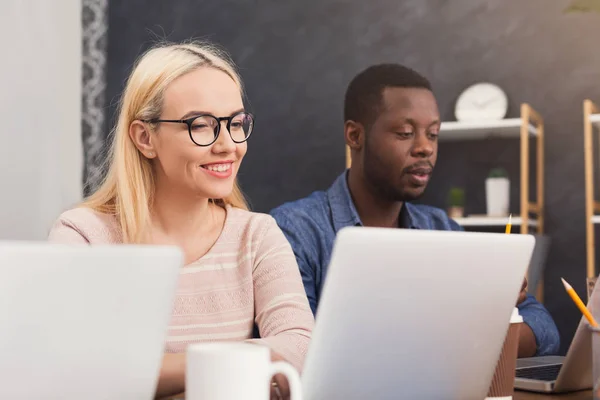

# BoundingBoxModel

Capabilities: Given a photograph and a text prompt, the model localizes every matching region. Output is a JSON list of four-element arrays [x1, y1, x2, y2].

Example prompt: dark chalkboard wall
[[106, 0, 600, 353]]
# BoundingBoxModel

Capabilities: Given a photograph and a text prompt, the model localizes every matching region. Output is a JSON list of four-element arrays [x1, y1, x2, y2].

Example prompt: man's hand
[[270, 351, 290, 400], [517, 277, 528, 305]]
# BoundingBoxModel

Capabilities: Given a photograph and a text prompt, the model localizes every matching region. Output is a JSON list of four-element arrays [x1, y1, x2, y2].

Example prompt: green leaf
[[488, 168, 508, 178], [447, 187, 465, 207], [565, 0, 600, 13]]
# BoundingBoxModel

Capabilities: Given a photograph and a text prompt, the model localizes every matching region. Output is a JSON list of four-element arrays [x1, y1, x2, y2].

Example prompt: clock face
[[454, 83, 508, 122]]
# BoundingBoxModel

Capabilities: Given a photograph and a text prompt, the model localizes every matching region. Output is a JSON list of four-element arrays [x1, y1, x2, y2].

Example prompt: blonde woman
[[48, 41, 314, 398]]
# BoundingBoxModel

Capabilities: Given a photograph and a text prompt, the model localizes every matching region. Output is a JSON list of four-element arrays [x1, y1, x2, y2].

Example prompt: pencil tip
[[561, 277, 569, 288]]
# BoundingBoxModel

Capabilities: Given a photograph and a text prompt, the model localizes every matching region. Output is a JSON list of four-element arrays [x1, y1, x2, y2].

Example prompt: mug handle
[[270, 361, 303, 400]]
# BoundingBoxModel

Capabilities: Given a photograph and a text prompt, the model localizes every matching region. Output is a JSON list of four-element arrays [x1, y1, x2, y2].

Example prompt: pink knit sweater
[[48, 205, 314, 371]]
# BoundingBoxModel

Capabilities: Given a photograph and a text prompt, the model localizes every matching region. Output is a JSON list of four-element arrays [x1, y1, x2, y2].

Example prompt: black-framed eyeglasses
[[143, 111, 254, 147]]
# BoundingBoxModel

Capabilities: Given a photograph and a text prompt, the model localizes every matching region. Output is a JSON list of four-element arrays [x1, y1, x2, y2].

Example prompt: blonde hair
[[82, 41, 249, 243]]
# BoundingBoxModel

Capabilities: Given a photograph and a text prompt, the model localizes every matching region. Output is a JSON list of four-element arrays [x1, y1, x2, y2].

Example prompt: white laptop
[[514, 278, 597, 393], [0, 242, 183, 400], [301, 227, 534, 400]]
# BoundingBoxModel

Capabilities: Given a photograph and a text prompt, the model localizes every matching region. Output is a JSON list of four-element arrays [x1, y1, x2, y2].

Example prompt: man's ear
[[344, 120, 365, 151], [129, 120, 156, 159]]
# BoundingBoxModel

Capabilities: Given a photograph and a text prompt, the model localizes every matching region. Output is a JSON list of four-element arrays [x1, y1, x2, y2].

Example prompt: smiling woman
[[80, 43, 251, 244], [47, 41, 314, 399]]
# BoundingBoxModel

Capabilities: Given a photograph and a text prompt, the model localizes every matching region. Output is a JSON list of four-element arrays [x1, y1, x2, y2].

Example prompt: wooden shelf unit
[[345, 103, 545, 234]]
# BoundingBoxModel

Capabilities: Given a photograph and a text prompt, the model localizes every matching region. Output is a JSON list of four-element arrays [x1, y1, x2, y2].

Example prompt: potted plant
[[447, 187, 465, 219], [486, 167, 510, 217]]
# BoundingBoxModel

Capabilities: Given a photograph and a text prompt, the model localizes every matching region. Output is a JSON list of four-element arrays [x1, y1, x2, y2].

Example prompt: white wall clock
[[454, 83, 508, 122]]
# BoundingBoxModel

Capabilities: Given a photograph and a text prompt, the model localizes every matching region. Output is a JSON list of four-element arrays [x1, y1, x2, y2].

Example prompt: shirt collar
[[327, 171, 362, 233], [326, 170, 418, 233]]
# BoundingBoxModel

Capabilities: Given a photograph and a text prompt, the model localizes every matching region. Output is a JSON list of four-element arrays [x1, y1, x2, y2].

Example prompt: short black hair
[[344, 63, 432, 128]]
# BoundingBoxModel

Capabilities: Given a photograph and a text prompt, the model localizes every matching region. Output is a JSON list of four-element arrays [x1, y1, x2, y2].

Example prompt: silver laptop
[[514, 279, 597, 393], [0, 242, 183, 400], [526, 235, 550, 296], [302, 227, 534, 400]]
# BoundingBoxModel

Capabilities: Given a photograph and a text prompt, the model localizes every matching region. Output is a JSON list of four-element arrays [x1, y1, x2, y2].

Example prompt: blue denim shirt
[[270, 171, 560, 356]]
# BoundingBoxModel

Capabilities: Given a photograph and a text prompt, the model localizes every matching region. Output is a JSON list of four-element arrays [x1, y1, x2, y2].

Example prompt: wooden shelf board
[[439, 119, 537, 142], [591, 114, 600, 129], [454, 216, 538, 227]]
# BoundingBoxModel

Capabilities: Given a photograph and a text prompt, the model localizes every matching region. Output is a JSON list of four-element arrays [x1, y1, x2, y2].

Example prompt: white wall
[[0, 0, 83, 240]]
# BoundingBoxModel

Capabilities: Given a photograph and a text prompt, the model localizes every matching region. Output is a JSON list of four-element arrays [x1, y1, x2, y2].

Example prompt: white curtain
[[0, 0, 83, 240]]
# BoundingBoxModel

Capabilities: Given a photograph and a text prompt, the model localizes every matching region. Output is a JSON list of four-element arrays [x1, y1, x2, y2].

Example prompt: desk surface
[[163, 390, 593, 399], [514, 390, 592, 399]]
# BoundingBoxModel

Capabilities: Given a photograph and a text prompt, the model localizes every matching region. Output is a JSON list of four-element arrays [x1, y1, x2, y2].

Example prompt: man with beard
[[270, 63, 560, 357]]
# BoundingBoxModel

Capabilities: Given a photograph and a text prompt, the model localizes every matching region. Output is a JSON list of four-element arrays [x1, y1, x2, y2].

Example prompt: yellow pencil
[[561, 278, 598, 327], [505, 214, 512, 234]]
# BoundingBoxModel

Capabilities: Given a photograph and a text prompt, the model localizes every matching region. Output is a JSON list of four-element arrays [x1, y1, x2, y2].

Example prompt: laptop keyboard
[[515, 364, 562, 381]]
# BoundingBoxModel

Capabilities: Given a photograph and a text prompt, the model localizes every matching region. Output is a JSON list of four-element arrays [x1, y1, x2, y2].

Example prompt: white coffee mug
[[186, 342, 302, 400]]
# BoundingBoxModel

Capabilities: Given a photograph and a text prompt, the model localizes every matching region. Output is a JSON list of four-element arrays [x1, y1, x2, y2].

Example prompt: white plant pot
[[486, 177, 510, 217]]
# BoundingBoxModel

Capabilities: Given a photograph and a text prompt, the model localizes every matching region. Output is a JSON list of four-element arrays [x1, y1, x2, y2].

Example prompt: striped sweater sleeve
[[248, 216, 315, 372]]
